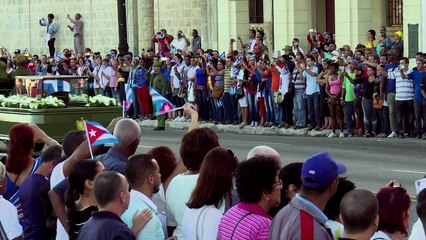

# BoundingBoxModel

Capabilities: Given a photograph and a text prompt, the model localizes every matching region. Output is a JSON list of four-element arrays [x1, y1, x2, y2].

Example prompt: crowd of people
[[1, 24, 426, 138], [0, 105, 425, 240]]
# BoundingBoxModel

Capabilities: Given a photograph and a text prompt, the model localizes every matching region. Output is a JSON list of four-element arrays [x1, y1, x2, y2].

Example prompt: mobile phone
[[309, 29, 314, 33]]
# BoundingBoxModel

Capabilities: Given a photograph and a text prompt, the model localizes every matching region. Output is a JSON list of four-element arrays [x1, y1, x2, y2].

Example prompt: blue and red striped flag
[[149, 87, 175, 116]]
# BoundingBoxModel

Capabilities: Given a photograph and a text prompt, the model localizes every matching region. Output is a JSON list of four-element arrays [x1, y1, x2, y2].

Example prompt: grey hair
[[113, 119, 141, 146]]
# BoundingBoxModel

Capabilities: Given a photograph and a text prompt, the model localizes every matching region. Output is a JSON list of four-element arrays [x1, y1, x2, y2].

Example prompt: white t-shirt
[[187, 65, 199, 81], [100, 66, 113, 89], [0, 196, 22, 239], [166, 173, 199, 240], [49, 162, 69, 240], [182, 205, 223, 240], [170, 38, 188, 52], [171, 64, 185, 88], [408, 218, 426, 240], [325, 220, 344, 240], [92, 65, 102, 88], [152, 184, 167, 237]]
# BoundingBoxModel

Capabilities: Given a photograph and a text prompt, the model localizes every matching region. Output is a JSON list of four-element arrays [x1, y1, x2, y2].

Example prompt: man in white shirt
[[100, 59, 113, 97], [170, 30, 190, 53], [121, 154, 164, 240], [88, 56, 102, 95], [184, 57, 200, 103], [170, 54, 186, 121]]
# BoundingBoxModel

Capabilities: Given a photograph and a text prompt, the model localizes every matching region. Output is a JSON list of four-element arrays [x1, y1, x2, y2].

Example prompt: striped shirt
[[293, 69, 306, 91], [217, 203, 272, 240], [224, 68, 232, 93], [390, 69, 414, 101]]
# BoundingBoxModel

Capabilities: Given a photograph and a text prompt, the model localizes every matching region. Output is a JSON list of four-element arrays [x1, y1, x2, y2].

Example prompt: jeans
[[362, 97, 377, 133], [48, 38, 55, 58], [344, 101, 355, 135], [223, 93, 238, 122], [396, 100, 414, 134], [214, 98, 224, 122], [247, 93, 259, 123], [131, 87, 140, 117], [111, 88, 119, 100], [272, 93, 282, 124], [293, 90, 306, 127], [414, 100, 424, 135], [379, 106, 390, 134], [196, 89, 208, 120], [281, 92, 293, 125], [102, 87, 112, 97], [306, 92, 321, 127], [263, 89, 275, 123]]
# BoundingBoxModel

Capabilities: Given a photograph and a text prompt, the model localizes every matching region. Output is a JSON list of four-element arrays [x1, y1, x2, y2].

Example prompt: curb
[[138, 119, 330, 137]]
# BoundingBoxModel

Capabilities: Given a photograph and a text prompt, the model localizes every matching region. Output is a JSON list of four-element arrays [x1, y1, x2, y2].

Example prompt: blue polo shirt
[[97, 148, 128, 174], [19, 174, 51, 239], [384, 63, 399, 94], [407, 71, 426, 101], [77, 211, 135, 240]]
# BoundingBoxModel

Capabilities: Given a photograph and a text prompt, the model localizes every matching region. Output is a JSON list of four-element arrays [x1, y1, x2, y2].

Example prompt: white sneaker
[[328, 132, 337, 138], [250, 121, 255, 127], [388, 131, 397, 138], [339, 132, 345, 138], [177, 116, 185, 122], [254, 122, 259, 126]]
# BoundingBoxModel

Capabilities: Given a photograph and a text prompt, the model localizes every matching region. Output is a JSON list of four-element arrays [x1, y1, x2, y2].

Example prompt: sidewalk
[[138, 119, 330, 137]]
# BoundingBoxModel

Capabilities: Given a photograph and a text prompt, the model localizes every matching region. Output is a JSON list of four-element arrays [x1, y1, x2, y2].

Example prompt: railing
[[387, 0, 403, 26]]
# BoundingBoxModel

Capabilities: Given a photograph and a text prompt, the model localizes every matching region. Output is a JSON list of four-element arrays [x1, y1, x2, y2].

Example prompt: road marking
[[221, 139, 292, 146], [392, 169, 426, 175], [138, 145, 155, 148]]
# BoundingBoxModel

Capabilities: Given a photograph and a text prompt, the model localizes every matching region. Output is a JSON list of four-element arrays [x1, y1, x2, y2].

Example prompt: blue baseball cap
[[302, 152, 346, 188]]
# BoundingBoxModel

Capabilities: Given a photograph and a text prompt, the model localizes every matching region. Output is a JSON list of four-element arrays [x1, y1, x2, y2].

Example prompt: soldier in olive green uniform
[[9, 56, 33, 79], [150, 61, 167, 130]]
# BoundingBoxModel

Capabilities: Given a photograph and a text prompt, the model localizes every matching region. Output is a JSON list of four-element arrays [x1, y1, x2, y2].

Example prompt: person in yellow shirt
[[365, 29, 377, 49]]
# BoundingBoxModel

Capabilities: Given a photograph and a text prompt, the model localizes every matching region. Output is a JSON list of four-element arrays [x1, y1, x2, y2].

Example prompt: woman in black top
[[65, 159, 104, 239], [358, 65, 380, 137]]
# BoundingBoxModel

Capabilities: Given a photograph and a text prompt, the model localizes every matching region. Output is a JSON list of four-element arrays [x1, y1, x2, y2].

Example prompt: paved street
[[136, 127, 426, 198]]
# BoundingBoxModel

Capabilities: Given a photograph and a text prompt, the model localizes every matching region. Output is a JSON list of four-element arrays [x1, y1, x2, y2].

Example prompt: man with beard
[[121, 154, 165, 240]]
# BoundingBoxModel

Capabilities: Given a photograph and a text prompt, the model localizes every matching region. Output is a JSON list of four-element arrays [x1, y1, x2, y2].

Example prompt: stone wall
[[0, 0, 122, 55]]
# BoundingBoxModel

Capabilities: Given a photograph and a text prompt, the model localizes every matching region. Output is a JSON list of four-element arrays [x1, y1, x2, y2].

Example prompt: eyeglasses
[[274, 179, 283, 188]]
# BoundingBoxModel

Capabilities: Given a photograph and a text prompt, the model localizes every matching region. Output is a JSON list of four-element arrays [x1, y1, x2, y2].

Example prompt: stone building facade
[[1, 0, 424, 59]]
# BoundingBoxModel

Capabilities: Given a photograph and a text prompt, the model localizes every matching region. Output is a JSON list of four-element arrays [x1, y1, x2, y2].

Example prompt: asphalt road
[[137, 127, 426, 197]]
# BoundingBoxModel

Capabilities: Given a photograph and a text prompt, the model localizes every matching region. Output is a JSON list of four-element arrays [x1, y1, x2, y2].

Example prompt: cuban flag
[[219, 52, 226, 59], [149, 87, 175, 116], [123, 83, 133, 111], [85, 121, 119, 146], [23, 48, 30, 57], [38, 79, 71, 94], [55, 51, 62, 61]]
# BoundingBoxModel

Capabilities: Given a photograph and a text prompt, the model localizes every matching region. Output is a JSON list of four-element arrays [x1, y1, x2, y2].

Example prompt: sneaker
[[254, 122, 259, 127], [178, 116, 186, 122], [388, 131, 397, 138], [339, 132, 345, 138], [328, 132, 337, 138], [422, 133, 426, 140], [347, 134, 354, 137], [250, 121, 255, 127]]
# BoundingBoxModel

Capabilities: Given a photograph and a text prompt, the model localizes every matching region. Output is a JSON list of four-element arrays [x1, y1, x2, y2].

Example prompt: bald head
[[247, 146, 281, 167], [113, 119, 140, 156], [340, 189, 378, 235]]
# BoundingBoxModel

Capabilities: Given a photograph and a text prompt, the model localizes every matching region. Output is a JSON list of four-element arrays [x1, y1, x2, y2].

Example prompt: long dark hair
[[187, 147, 238, 208], [65, 159, 100, 240]]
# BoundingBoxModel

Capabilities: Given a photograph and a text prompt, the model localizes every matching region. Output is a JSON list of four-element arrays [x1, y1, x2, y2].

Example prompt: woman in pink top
[[109, 59, 120, 100], [326, 63, 344, 137], [217, 156, 281, 240]]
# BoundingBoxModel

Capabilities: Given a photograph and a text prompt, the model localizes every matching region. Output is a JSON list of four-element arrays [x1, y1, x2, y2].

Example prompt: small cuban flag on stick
[[219, 52, 226, 59], [149, 87, 183, 116], [23, 48, 30, 57], [84, 121, 120, 159], [123, 83, 133, 117], [55, 51, 63, 61]]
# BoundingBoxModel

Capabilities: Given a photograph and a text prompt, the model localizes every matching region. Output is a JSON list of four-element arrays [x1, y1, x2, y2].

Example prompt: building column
[[273, 0, 314, 53], [137, 0, 154, 54], [200, 0, 208, 49], [216, 0, 249, 53]]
